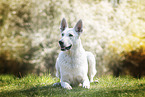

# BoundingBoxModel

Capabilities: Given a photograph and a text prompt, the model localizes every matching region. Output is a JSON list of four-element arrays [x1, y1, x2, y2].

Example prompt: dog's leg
[[82, 78, 90, 89], [61, 81, 72, 90], [86, 51, 97, 82], [55, 58, 60, 78]]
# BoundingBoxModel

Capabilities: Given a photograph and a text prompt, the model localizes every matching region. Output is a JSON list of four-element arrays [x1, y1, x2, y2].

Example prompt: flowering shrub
[[0, 0, 34, 76]]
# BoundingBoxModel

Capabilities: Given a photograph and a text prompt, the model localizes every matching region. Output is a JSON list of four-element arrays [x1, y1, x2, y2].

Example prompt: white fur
[[54, 18, 97, 89]]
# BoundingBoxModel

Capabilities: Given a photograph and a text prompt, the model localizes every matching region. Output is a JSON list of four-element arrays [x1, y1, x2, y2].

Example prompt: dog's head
[[59, 18, 83, 51]]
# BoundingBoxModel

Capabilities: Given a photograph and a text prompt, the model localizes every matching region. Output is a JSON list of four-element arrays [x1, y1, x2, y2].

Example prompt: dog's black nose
[[59, 40, 64, 46]]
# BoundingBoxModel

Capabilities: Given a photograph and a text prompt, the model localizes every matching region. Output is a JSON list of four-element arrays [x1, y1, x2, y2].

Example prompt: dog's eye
[[62, 33, 64, 36], [69, 34, 73, 37]]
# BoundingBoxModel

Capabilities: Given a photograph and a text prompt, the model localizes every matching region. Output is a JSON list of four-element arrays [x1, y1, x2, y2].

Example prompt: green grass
[[0, 74, 145, 97]]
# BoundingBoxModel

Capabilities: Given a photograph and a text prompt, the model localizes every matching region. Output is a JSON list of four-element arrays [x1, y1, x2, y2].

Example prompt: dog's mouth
[[60, 45, 72, 51]]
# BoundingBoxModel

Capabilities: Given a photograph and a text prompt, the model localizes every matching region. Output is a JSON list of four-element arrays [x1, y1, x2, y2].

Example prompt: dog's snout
[[59, 40, 64, 46]]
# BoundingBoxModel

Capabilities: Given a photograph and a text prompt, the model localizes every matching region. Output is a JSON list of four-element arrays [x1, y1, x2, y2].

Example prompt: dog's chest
[[59, 52, 88, 84], [59, 52, 87, 70]]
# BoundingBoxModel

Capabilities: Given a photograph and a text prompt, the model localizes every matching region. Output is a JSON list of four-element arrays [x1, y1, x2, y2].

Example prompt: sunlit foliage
[[0, 0, 145, 77]]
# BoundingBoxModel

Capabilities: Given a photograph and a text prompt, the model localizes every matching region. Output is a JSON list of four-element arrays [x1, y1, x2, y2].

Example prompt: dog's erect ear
[[60, 18, 67, 32], [74, 19, 83, 34]]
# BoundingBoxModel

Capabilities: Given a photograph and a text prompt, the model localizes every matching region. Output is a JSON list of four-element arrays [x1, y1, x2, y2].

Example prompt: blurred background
[[0, 0, 145, 78]]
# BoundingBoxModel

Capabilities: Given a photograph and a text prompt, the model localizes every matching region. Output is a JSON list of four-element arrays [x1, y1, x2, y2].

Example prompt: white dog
[[53, 18, 97, 89]]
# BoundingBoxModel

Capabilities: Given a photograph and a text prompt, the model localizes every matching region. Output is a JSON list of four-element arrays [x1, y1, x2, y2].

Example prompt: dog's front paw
[[63, 85, 72, 90], [61, 82, 72, 90], [83, 81, 90, 89], [83, 84, 90, 89]]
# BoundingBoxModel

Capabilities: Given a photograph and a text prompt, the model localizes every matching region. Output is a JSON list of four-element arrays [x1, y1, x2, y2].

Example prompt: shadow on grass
[[0, 84, 63, 97], [0, 84, 145, 97]]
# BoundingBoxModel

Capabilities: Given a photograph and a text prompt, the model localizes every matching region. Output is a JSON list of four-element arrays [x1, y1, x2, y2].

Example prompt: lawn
[[0, 74, 145, 97]]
